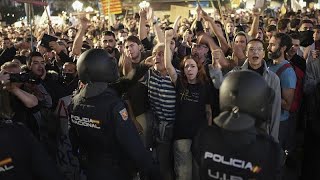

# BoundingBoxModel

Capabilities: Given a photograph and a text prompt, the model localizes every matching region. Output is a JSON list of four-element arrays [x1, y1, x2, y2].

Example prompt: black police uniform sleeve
[[113, 101, 161, 180], [26, 128, 65, 180], [16, 123, 65, 180]]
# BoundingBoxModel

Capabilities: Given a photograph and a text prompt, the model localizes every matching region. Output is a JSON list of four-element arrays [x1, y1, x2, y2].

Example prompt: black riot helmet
[[214, 70, 274, 131], [77, 49, 119, 84]]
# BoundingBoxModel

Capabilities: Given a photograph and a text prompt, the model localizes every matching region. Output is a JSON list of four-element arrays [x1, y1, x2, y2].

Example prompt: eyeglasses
[[247, 48, 264, 52]]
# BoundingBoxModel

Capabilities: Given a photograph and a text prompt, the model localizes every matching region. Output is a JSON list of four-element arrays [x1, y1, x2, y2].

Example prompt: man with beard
[[267, 33, 297, 180], [101, 31, 121, 63]]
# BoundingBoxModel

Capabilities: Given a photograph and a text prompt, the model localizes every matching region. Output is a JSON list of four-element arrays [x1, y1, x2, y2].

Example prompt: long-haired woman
[[165, 29, 212, 180]]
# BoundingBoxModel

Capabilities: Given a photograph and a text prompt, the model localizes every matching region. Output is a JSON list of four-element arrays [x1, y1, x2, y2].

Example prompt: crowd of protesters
[[0, 3, 320, 180]]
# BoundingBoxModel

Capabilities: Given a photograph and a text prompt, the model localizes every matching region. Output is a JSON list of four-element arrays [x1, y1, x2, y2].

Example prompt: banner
[[100, 0, 122, 15]]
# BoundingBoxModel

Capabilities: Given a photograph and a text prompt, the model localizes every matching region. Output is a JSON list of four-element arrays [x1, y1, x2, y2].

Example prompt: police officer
[[0, 120, 64, 180], [0, 70, 64, 180], [193, 70, 281, 180], [69, 49, 160, 180]]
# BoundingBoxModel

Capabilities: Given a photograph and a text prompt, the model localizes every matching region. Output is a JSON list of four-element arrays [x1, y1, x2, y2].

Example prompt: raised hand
[[49, 41, 63, 54], [252, 8, 261, 17], [79, 16, 90, 30], [139, 8, 148, 19], [165, 29, 174, 41], [211, 49, 223, 69], [144, 55, 156, 67]]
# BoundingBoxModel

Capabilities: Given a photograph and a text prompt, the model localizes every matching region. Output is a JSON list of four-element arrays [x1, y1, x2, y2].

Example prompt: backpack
[[276, 62, 304, 113]]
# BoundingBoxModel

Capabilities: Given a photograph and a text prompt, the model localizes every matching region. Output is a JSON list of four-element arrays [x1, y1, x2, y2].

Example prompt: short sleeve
[[279, 67, 297, 89]]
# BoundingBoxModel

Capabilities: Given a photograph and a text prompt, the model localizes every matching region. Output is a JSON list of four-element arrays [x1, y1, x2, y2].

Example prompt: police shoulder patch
[[119, 108, 128, 121]]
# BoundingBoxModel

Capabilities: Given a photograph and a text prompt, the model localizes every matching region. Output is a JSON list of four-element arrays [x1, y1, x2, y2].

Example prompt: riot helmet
[[214, 70, 274, 131], [77, 49, 119, 83]]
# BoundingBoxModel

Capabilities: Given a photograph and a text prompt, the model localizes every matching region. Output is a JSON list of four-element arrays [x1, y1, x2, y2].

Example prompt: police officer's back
[[0, 120, 64, 180], [193, 71, 281, 180], [69, 49, 159, 180]]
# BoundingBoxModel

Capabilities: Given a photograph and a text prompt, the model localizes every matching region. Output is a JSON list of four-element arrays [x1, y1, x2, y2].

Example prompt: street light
[[72, 0, 83, 12]]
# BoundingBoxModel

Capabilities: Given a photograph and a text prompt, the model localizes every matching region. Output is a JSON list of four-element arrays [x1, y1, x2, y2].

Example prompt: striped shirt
[[142, 69, 177, 121]]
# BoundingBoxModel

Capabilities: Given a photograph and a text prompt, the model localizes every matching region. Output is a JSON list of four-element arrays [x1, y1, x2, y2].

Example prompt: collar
[[242, 59, 270, 74], [80, 82, 111, 98]]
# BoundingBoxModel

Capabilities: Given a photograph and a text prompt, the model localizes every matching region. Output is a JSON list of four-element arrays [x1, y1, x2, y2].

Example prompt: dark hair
[[266, 25, 277, 32], [284, 11, 296, 18], [55, 32, 62, 37], [314, 25, 320, 30], [277, 18, 290, 31], [27, 51, 43, 66], [16, 37, 24, 42], [289, 33, 300, 40], [235, 25, 245, 33], [247, 38, 264, 47], [68, 27, 78, 32], [273, 33, 293, 53], [214, 21, 223, 28], [299, 19, 314, 28], [102, 31, 116, 39], [234, 31, 247, 44], [124, 35, 141, 45], [290, 18, 301, 30]]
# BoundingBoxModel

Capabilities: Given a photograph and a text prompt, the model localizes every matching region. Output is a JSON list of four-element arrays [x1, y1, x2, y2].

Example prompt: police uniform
[[192, 71, 282, 180], [193, 125, 281, 180], [0, 120, 64, 180], [69, 49, 159, 180]]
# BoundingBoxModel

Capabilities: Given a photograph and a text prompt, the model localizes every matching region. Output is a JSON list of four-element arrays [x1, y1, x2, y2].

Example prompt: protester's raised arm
[[248, 8, 261, 38], [138, 8, 148, 41], [72, 17, 89, 56], [164, 30, 178, 84], [173, 15, 182, 35], [153, 22, 165, 44], [201, 9, 230, 54]]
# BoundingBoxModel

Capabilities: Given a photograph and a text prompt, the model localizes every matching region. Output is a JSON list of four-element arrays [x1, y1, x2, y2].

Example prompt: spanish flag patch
[[119, 108, 128, 121]]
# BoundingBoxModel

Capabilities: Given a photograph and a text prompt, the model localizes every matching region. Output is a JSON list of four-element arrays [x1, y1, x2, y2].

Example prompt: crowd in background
[[1, 3, 320, 180]]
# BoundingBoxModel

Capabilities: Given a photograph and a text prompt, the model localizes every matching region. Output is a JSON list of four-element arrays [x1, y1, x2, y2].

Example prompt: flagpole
[[28, 3, 34, 52]]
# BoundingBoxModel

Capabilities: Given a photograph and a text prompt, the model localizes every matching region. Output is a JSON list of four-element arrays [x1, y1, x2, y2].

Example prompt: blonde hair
[[152, 43, 165, 55]]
